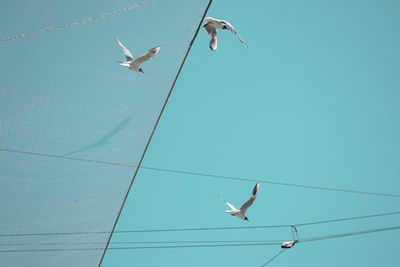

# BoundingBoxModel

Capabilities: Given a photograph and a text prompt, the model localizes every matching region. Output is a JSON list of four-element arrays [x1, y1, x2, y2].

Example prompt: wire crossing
[[260, 225, 400, 265], [0, 0, 153, 42], [0, 210, 398, 237]]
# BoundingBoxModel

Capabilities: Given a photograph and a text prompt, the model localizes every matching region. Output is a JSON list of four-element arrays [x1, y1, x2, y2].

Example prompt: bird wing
[[239, 183, 260, 215], [203, 22, 216, 37], [132, 46, 160, 68], [220, 20, 248, 48], [115, 37, 134, 61], [216, 195, 238, 211]]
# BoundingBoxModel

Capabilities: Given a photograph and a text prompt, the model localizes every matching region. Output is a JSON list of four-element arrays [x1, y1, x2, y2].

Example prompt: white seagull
[[217, 183, 260, 221], [203, 17, 248, 51], [115, 37, 160, 73]]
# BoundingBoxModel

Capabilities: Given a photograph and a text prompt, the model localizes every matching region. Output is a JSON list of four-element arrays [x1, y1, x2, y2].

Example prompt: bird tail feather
[[117, 61, 129, 67], [225, 210, 240, 213]]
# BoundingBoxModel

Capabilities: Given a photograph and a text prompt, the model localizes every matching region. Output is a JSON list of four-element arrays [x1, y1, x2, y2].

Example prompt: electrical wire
[[1, 210, 398, 237], [0, 148, 134, 167], [140, 166, 400, 198], [0, 242, 280, 253], [0, 0, 153, 42], [1, 147, 399, 198], [0, 225, 289, 237], [261, 249, 287, 266], [0, 225, 399, 253], [300, 225, 400, 243], [0, 240, 284, 247], [295, 211, 400, 227]]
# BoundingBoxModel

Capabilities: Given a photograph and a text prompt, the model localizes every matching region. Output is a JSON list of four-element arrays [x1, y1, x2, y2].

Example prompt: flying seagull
[[203, 17, 248, 51], [217, 183, 260, 221], [115, 37, 160, 73]]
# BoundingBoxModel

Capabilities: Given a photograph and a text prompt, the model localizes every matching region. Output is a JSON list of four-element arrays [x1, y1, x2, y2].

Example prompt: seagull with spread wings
[[115, 37, 160, 73], [217, 183, 260, 221], [203, 17, 248, 51]]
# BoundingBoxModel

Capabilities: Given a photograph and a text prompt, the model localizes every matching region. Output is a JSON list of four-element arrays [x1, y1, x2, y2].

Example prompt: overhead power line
[[1, 148, 399, 198], [261, 249, 287, 267], [300, 225, 400, 243], [140, 166, 400, 198], [295, 211, 400, 227], [0, 224, 289, 237], [0, 211, 399, 237], [0, 225, 399, 253], [0, 0, 153, 42], [0, 240, 284, 247], [0, 148, 133, 167], [0, 242, 280, 253]]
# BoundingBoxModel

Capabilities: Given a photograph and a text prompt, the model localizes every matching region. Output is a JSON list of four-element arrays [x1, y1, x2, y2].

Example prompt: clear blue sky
[[1, 0, 400, 266], [103, 0, 400, 266]]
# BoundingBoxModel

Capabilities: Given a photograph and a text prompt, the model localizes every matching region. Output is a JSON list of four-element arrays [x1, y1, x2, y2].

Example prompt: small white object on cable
[[281, 225, 300, 248]]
